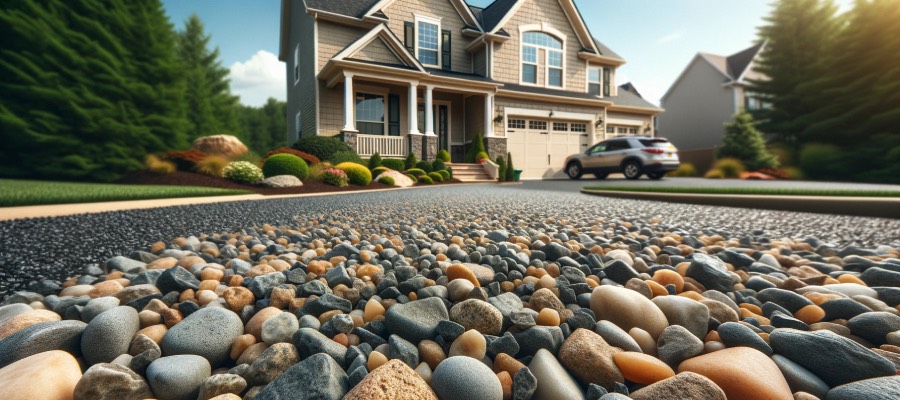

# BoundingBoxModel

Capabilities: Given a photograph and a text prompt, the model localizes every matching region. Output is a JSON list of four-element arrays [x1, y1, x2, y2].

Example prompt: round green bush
[[335, 162, 372, 186], [799, 143, 843, 179], [223, 161, 264, 184], [437, 169, 450, 181], [330, 150, 364, 165], [367, 152, 383, 170], [432, 159, 446, 172], [405, 173, 416, 182], [671, 163, 699, 177], [379, 176, 396, 186], [704, 169, 725, 179], [475, 151, 490, 163], [381, 159, 406, 171], [417, 175, 433, 185], [372, 166, 389, 177], [405, 153, 419, 170], [292, 135, 353, 162], [416, 160, 433, 173], [712, 158, 745, 178], [437, 149, 451, 162], [427, 171, 444, 182], [262, 153, 309, 179], [322, 168, 348, 187], [406, 168, 426, 177]]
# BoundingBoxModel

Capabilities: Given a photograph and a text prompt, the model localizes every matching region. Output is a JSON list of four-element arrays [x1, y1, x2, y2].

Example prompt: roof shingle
[[304, 0, 381, 18]]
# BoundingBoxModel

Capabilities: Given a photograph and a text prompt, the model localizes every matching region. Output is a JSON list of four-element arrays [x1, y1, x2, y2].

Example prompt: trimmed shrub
[[417, 175, 434, 185], [145, 155, 176, 175], [475, 151, 490, 164], [194, 155, 230, 177], [496, 156, 506, 182], [406, 168, 427, 177], [367, 152, 383, 170], [405, 173, 417, 182], [263, 154, 309, 179], [165, 149, 208, 170], [322, 168, 349, 187], [292, 136, 352, 162], [308, 162, 332, 182], [223, 161, 264, 184], [330, 150, 364, 165], [380, 176, 396, 186], [437, 149, 451, 162], [428, 171, 444, 182], [717, 111, 778, 170], [405, 153, 419, 170], [465, 132, 486, 163], [704, 169, 725, 179], [335, 162, 372, 186], [381, 158, 405, 171], [372, 166, 390, 177], [437, 169, 450, 181], [506, 152, 514, 182], [712, 158, 745, 178], [262, 147, 320, 166], [416, 160, 434, 173], [785, 167, 806, 180], [799, 143, 843, 180], [447, 166, 453, 178], [670, 163, 699, 177], [432, 159, 446, 172]]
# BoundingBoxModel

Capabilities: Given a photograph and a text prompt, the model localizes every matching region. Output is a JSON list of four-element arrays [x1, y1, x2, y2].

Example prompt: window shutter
[[404, 22, 415, 54], [441, 30, 452, 71], [388, 94, 400, 136]]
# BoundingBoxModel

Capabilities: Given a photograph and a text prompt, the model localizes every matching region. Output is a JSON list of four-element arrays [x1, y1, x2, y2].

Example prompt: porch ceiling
[[321, 59, 501, 95]]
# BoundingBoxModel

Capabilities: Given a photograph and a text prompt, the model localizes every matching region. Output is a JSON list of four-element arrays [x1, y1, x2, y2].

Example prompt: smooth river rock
[[529, 348, 585, 400], [343, 359, 438, 400], [384, 297, 449, 342], [255, 353, 349, 400], [81, 306, 140, 365], [629, 372, 726, 400], [432, 356, 503, 400], [590, 285, 669, 340], [769, 328, 895, 387], [679, 347, 793, 400], [0, 320, 86, 368], [73, 362, 153, 400], [146, 355, 211, 400], [0, 350, 83, 400], [558, 328, 623, 390], [161, 307, 244, 367]]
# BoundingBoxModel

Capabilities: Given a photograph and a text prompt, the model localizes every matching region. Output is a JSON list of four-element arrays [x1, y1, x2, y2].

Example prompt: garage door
[[507, 119, 590, 179]]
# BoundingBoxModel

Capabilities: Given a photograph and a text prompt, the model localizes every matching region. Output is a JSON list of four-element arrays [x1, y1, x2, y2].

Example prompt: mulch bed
[[119, 171, 465, 196]]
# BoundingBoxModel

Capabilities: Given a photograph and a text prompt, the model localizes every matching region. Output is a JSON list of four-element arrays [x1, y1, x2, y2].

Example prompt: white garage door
[[508, 119, 590, 179]]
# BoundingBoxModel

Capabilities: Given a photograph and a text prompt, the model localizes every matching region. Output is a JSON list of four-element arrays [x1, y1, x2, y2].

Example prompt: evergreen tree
[[0, 0, 188, 181], [177, 14, 239, 139], [718, 112, 779, 171], [236, 98, 287, 154], [750, 0, 842, 145]]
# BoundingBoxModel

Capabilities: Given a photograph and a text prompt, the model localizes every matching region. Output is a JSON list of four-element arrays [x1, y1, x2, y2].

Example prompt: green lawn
[[582, 186, 900, 198], [0, 179, 254, 207]]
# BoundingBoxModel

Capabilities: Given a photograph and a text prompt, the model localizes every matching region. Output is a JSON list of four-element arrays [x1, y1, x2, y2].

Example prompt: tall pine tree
[[750, 0, 842, 146], [177, 14, 239, 140], [0, 0, 188, 181]]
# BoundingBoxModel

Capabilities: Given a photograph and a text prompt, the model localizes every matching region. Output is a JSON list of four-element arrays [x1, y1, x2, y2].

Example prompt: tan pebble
[[530, 288, 567, 323], [629, 327, 658, 357], [794, 305, 825, 324], [138, 324, 167, 344], [223, 287, 255, 312], [0, 350, 82, 400], [448, 329, 486, 359], [106, 271, 125, 280], [334, 333, 349, 347], [591, 286, 667, 340], [89, 280, 124, 298], [418, 340, 446, 370], [197, 290, 218, 306], [0, 310, 62, 340], [345, 359, 437, 400], [613, 351, 675, 385], [198, 280, 218, 292], [535, 308, 561, 326], [138, 310, 160, 328], [179, 289, 195, 303], [447, 264, 480, 287], [246, 265, 276, 278], [150, 241, 166, 253], [679, 347, 792, 400], [230, 334, 256, 360], [493, 353, 526, 376], [161, 309, 183, 328], [704, 341, 726, 353], [498, 371, 512, 400], [415, 362, 433, 385], [268, 259, 291, 272], [307, 260, 330, 275], [200, 268, 224, 282], [269, 287, 295, 310], [245, 307, 282, 341], [368, 350, 389, 371], [143, 299, 169, 314], [178, 255, 206, 268], [653, 269, 685, 292], [645, 280, 669, 297], [236, 342, 269, 365], [59, 285, 93, 297], [538, 274, 556, 289]]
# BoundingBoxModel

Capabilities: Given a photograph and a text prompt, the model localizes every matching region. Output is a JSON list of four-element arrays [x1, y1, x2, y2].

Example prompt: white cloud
[[229, 50, 286, 107], [656, 30, 685, 45]]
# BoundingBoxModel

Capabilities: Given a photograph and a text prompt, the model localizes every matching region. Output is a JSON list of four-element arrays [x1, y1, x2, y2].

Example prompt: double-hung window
[[588, 67, 602, 96], [522, 32, 563, 87], [356, 93, 386, 135], [416, 16, 440, 67], [603, 68, 611, 97]]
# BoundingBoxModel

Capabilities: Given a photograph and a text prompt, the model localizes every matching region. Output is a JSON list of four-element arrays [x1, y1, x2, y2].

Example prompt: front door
[[419, 102, 451, 154]]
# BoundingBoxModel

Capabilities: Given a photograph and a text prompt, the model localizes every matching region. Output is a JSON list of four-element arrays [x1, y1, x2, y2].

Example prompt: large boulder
[[191, 135, 248, 158], [375, 171, 415, 187]]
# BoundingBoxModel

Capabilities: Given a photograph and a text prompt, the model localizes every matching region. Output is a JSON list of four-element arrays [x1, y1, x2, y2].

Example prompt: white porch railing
[[357, 134, 407, 157]]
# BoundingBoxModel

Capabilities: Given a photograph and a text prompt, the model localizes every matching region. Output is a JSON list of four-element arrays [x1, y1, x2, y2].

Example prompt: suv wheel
[[566, 162, 583, 180], [623, 161, 643, 180], [647, 172, 665, 180], [593, 172, 609, 180]]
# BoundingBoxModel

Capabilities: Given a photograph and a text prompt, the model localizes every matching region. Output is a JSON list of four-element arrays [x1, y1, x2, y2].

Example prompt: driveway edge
[[580, 189, 900, 219]]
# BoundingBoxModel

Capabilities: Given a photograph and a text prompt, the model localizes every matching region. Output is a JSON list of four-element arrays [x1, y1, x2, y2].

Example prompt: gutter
[[579, 189, 900, 219]]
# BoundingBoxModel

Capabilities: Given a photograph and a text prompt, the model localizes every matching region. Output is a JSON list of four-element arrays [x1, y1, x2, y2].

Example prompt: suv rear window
[[639, 139, 670, 148], [606, 140, 631, 151]]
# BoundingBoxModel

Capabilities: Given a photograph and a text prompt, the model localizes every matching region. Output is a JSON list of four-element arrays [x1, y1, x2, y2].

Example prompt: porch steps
[[448, 163, 495, 183]]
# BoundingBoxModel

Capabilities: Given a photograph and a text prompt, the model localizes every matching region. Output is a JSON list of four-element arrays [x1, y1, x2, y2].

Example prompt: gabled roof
[[592, 37, 624, 61], [479, 0, 518, 32], [331, 24, 427, 73], [726, 42, 764, 80], [618, 82, 642, 98], [304, 0, 382, 18], [608, 86, 663, 111]]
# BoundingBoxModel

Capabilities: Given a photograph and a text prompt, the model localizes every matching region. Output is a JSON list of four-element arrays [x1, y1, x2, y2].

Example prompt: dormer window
[[415, 15, 441, 67], [522, 31, 564, 88]]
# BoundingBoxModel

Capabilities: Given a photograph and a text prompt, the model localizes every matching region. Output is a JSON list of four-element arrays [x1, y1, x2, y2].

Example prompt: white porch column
[[424, 85, 435, 136], [408, 82, 420, 135], [342, 72, 356, 132], [484, 93, 495, 137]]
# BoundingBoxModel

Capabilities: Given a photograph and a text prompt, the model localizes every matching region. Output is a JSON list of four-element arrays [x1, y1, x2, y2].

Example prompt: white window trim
[[294, 44, 300, 85], [518, 24, 567, 89], [354, 86, 390, 136], [588, 65, 602, 97], [414, 14, 442, 68]]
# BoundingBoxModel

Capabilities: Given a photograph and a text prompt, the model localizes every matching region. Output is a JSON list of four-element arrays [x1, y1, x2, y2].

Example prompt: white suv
[[564, 137, 680, 180]]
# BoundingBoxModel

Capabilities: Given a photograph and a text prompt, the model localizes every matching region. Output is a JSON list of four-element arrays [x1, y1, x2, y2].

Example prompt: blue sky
[[162, 0, 852, 107]]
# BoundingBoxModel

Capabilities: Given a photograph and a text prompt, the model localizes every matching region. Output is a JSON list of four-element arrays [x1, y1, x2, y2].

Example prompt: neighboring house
[[279, 0, 662, 179], [658, 43, 768, 152]]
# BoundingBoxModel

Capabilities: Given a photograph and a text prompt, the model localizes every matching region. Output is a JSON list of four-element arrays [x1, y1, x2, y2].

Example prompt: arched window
[[522, 31, 563, 87]]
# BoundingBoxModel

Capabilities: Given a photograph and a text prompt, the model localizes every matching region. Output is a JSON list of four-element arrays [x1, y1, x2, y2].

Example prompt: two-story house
[[279, 0, 662, 179], [657, 43, 768, 154]]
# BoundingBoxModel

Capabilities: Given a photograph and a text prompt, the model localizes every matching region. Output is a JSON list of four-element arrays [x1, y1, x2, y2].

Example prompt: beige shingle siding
[[318, 81, 344, 136], [465, 96, 485, 142], [318, 22, 369, 72], [353, 38, 406, 66], [473, 48, 487, 76], [657, 57, 736, 150], [381, 0, 473, 73], [492, 0, 588, 93]]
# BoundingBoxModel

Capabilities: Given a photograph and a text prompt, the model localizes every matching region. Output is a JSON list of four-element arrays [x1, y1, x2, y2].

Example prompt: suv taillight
[[642, 148, 665, 154]]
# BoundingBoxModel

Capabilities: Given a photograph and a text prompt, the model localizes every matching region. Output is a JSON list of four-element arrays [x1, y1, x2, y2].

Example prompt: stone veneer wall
[[485, 137, 508, 161]]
